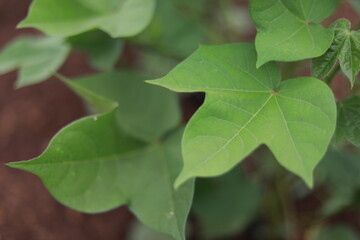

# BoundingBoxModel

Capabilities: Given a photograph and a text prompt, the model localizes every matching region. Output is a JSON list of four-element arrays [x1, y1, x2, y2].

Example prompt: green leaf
[[8, 111, 193, 240], [250, 0, 338, 67], [134, 0, 203, 58], [19, 0, 156, 38], [312, 19, 360, 86], [149, 43, 337, 187], [334, 96, 360, 147], [67, 31, 123, 71], [314, 225, 359, 240], [77, 0, 125, 13], [64, 72, 181, 142], [127, 221, 174, 240], [317, 149, 360, 214], [193, 167, 262, 239], [0, 36, 69, 88]]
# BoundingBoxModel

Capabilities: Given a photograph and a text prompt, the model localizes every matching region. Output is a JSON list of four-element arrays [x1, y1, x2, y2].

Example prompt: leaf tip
[[145, 79, 163, 87], [174, 172, 192, 189], [303, 174, 314, 189], [256, 59, 267, 69], [6, 161, 27, 170], [16, 20, 29, 29]]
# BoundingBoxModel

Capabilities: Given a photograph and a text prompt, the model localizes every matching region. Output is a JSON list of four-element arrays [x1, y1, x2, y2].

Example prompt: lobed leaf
[[149, 43, 337, 188], [8, 111, 193, 240], [0, 36, 69, 88], [312, 19, 360, 86], [19, 0, 156, 38], [250, 0, 338, 67]]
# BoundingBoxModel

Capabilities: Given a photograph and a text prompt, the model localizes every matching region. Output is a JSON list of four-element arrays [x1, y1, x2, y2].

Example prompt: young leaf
[[7, 111, 193, 240], [0, 36, 69, 88], [149, 43, 337, 188], [334, 96, 360, 147], [193, 167, 262, 239], [67, 31, 124, 71], [250, 0, 338, 67], [19, 0, 156, 38], [63, 72, 181, 142], [312, 19, 360, 86]]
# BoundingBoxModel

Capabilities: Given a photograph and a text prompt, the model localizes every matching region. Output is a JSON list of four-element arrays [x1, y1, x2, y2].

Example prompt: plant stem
[[325, 65, 341, 85]]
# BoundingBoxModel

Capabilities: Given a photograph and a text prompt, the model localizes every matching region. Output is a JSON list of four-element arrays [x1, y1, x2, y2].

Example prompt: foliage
[[1, 0, 360, 239], [312, 19, 360, 86], [250, 0, 339, 67], [150, 43, 336, 188], [0, 36, 69, 87]]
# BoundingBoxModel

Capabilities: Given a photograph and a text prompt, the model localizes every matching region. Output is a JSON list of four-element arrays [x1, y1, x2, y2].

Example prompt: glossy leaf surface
[[8, 112, 193, 240], [0, 36, 69, 87], [65, 72, 181, 142], [312, 19, 360, 86], [250, 0, 338, 67], [19, 0, 156, 38], [149, 43, 337, 187]]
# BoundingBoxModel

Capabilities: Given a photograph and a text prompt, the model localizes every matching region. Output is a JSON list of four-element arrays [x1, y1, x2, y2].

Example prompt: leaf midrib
[[186, 93, 274, 173], [12, 146, 147, 168]]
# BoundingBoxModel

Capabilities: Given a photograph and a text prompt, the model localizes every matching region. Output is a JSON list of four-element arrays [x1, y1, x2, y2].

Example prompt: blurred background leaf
[[192, 167, 262, 239], [0, 36, 69, 88]]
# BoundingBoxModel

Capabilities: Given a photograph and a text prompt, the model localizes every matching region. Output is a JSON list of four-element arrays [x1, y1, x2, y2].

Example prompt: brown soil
[[0, 1, 133, 240]]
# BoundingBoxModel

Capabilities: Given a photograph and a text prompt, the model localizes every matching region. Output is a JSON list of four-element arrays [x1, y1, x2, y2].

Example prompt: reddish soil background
[[0, 1, 133, 240]]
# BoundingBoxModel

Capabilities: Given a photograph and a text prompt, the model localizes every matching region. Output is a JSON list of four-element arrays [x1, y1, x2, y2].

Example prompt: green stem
[[325, 65, 341, 85]]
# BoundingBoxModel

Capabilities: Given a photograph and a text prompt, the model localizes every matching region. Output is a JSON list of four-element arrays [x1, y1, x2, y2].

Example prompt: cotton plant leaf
[[339, 30, 360, 86], [149, 43, 337, 188], [7, 112, 193, 240], [134, 0, 203, 58], [334, 96, 360, 147], [67, 31, 124, 71], [250, 0, 339, 67], [192, 167, 262, 239], [317, 149, 360, 215], [312, 19, 351, 79], [63, 72, 181, 142], [0, 36, 69, 88], [312, 19, 360, 86], [77, 0, 125, 13], [19, 0, 156, 38]]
